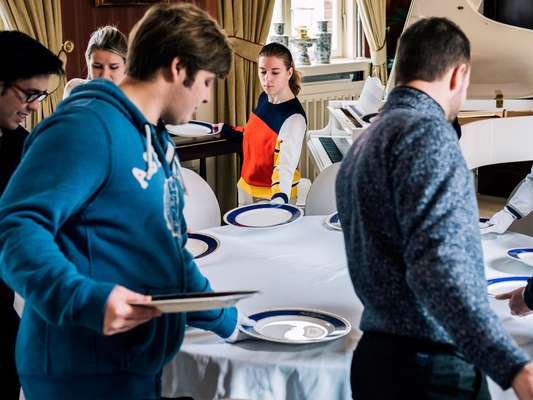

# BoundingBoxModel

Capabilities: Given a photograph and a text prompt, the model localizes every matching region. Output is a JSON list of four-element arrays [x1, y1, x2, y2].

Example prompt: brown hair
[[395, 18, 470, 85], [259, 42, 301, 95], [127, 3, 232, 86], [85, 26, 127, 76]]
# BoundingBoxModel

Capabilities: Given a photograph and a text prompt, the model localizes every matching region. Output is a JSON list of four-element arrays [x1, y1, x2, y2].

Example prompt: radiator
[[299, 79, 364, 178], [299, 79, 363, 130]]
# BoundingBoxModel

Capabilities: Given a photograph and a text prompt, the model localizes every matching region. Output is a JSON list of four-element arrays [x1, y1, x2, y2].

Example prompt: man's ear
[[449, 63, 468, 92], [169, 57, 185, 84]]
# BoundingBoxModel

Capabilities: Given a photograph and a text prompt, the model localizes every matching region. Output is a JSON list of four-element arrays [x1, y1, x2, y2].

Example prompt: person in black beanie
[[0, 30, 63, 400]]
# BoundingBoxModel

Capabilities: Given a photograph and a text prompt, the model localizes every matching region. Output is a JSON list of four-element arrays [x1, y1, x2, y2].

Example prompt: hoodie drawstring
[[144, 124, 155, 180]]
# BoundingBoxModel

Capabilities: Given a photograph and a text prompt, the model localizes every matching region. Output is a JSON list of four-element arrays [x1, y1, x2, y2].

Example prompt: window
[[268, 0, 365, 61]]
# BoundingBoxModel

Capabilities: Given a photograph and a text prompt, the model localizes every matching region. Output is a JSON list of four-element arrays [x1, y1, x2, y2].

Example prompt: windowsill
[[298, 57, 371, 77]]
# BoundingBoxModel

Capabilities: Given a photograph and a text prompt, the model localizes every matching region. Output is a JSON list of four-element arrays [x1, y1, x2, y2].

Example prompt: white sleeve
[[273, 113, 307, 199], [62, 78, 87, 99], [508, 166, 533, 217]]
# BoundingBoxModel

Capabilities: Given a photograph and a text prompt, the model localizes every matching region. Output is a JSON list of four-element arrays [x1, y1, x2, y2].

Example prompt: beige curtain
[[356, 0, 387, 85], [0, 7, 13, 30], [214, 0, 275, 213], [0, 0, 66, 129]]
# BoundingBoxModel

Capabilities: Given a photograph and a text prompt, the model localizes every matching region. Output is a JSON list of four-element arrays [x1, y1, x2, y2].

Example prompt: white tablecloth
[[482, 232, 533, 399], [161, 216, 533, 400]]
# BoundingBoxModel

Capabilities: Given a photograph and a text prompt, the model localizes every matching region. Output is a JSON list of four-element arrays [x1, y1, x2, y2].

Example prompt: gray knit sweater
[[336, 86, 528, 389]]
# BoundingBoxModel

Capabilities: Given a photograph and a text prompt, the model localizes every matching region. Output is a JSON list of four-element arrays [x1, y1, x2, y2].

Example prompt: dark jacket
[[0, 125, 28, 195]]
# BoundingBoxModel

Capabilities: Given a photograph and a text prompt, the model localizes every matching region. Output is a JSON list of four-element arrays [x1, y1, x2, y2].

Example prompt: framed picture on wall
[[95, 0, 169, 6]]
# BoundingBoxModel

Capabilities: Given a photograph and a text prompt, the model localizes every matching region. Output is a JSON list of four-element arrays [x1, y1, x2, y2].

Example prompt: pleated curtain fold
[[356, 0, 388, 85], [0, 0, 66, 129]]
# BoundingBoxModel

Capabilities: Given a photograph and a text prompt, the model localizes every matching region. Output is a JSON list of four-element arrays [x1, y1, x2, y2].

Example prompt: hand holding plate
[[103, 285, 161, 336]]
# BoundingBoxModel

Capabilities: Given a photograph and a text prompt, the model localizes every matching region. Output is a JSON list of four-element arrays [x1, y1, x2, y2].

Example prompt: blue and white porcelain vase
[[291, 26, 314, 65], [269, 22, 289, 47], [314, 20, 332, 64]]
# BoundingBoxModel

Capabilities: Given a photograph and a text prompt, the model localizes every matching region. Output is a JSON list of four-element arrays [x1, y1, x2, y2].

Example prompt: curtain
[[356, 0, 387, 85], [0, 7, 14, 30], [0, 0, 66, 129], [214, 0, 275, 213]]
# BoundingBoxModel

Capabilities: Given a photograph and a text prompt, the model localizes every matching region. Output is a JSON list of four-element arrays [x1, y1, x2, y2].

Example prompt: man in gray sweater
[[336, 17, 533, 399]]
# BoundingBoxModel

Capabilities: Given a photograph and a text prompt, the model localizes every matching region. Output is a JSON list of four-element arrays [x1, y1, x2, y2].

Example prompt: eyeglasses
[[9, 83, 49, 103]]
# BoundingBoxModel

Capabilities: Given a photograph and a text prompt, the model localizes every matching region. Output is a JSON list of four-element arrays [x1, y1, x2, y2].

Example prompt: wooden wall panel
[[61, 0, 217, 80]]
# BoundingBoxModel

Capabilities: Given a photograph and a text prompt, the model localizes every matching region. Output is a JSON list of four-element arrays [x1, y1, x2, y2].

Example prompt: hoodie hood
[[62, 78, 159, 181], [62, 79, 149, 130]]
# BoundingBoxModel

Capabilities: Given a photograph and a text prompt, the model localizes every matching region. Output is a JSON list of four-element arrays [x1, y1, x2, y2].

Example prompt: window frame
[[270, 0, 365, 61]]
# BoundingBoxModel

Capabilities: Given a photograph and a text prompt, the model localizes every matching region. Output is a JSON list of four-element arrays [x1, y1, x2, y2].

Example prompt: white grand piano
[[307, 0, 533, 173], [306, 76, 385, 172]]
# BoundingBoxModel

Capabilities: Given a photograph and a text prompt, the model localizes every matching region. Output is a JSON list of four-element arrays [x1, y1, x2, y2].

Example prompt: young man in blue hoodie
[[0, 4, 246, 399]]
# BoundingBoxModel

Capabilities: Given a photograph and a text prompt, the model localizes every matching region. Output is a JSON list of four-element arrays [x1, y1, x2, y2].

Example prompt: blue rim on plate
[[223, 203, 302, 228], [325, 212, 341, 230], [189, 120, 214, 131], [187, 233, 219, 259], [239, 308, 351, 344], [507, 248, 533, 265], [487, 276, 530, 286], [486, 276, 529, 296]]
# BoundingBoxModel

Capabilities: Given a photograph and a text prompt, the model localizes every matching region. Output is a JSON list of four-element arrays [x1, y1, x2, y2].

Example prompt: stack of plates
[[131, 290, 258, 313], [239, 308, 351, 344], [224, 203, 302, 229]]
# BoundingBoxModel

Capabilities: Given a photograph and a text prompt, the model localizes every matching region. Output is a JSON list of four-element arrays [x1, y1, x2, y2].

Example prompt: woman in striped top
[[217, 43, 307, 205]]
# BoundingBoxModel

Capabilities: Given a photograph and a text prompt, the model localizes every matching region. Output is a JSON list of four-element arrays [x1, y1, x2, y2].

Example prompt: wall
[[61, 0, 217, 80]]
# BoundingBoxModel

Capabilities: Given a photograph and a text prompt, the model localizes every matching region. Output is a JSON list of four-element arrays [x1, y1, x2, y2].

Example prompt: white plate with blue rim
[[186, 233, 219, 259], [507, 248, 533, 267], [166, 120, 215, 137], [487, 276, 529, 297], [325, 212, 342, 231], [239, 308, 351, 344], [223, 203, 302, 229]]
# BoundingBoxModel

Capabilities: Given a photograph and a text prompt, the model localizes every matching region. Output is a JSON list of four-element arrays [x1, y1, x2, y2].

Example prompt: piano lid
[[388, 0, 533, 100]]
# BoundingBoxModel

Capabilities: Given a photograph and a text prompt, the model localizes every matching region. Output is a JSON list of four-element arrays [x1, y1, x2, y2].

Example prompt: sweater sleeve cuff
[[506, 205, 522, 220], [497, 360, 529, 390], [205, 306, 238, 339], [74, 281, 115, 334], [220, 123, 243, 141]]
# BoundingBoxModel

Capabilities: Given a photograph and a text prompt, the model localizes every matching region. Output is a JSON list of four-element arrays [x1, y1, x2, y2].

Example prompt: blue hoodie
[[0, 80, 237, 399]]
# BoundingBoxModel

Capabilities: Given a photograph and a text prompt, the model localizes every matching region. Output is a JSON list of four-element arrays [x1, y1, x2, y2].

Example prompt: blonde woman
[[63, 26, 127, 98]]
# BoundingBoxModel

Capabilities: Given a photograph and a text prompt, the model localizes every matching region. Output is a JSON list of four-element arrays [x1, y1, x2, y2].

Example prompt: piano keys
[[306, 76, 385, 173]]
